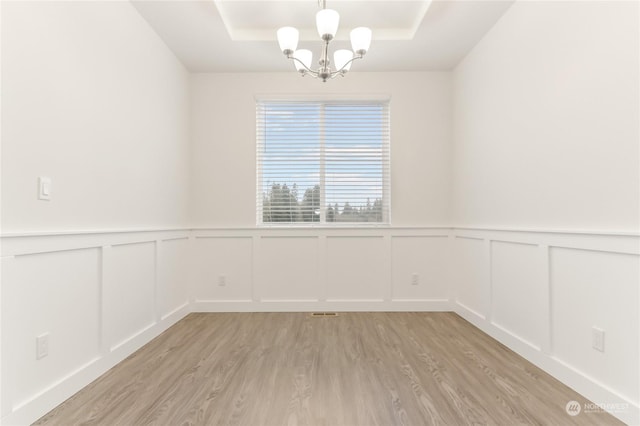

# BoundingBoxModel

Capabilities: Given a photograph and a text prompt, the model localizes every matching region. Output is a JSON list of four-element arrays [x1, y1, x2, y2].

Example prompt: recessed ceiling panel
[[131, 0, 516, 72], [214, 0, 432, 40]]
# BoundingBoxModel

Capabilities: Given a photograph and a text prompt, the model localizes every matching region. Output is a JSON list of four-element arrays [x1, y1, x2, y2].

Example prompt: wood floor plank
[[33, 313, 625, 426]]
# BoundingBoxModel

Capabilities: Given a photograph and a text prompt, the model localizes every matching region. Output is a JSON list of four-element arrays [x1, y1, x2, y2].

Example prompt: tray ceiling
[[131, 0, 515, 72]]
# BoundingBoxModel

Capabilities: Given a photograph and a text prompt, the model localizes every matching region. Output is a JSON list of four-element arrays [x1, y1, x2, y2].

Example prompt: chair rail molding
[[1, 225, 637, 425]]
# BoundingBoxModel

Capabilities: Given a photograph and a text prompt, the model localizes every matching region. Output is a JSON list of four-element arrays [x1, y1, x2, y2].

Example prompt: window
[[257, 99, 390, 225]]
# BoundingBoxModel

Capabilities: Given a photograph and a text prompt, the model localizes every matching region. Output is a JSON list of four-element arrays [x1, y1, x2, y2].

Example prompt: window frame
[[256, 95, 391, 228]]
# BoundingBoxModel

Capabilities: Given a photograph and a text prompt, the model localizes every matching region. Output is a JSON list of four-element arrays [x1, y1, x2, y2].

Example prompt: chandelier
[[276, 0, 372, 82]]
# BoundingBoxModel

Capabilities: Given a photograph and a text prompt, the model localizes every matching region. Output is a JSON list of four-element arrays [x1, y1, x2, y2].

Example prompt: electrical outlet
[[218, 275, 226, 287], [411, 273, 419, 286], [592, 327, 605, 352], [36, 333, 50, 360]]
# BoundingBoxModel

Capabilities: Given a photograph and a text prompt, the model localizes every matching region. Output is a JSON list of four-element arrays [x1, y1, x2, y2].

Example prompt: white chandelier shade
[[293, 49, 313, 72], [350, 27, 372, 55], [334, 49, 353, 71], [316, 9, 340, 38], [276, 1, 371, 82], [277, 27, 299, 53]]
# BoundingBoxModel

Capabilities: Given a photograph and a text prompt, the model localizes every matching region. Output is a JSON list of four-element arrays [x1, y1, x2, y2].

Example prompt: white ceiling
[[131, 0, 515, 72]]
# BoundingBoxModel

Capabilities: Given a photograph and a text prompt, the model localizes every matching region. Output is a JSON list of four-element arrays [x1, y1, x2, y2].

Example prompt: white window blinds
[[257, 99, 390, 225]]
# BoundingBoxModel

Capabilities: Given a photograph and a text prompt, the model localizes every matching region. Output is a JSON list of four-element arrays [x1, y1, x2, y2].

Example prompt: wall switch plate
[[218, 275, 226, 286], [38, 177, 52, 201], [592, 327, 605, 352], [411, 273, 419, 286], [36, 333, 50, 359]]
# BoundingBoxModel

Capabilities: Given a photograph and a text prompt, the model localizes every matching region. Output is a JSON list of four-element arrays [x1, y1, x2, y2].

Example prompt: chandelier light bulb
[[277, 26, 299, 53], [316, 9, 340, 39], [350, 27, 372, 55]]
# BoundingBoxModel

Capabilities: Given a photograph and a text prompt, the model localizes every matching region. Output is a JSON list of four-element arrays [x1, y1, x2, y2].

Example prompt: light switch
[[38, 177, 52, 201]]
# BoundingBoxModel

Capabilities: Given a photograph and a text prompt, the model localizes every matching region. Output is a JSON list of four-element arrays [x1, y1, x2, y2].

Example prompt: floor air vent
[[310, 312, 339, 317]]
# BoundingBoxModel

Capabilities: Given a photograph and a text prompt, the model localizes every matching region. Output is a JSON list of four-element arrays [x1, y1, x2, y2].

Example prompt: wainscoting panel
[[490, 240, 545, 350], [191, 228, 452, 312], [453, 228, 640, 425], [0, 229, 191, 426], [551, 247, 639, 404], [157, 238, 190, 320], [453, 236, 488, 319], [2, 249, 101, 414], [326, 236, 387, 301], [391, 236, 449, 301], [193, 237, 253, 302], [2, 227, 637, 425], [105, 242, 156, 351], [258, 237, 320, 301]]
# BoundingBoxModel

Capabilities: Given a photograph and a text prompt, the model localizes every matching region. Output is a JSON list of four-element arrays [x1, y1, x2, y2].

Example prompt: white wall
[[2, 1, 639, 425], [451, 2, 640, 424], [452, 1, 639, 231], [0, 2, 192, 424], [189, 72, 454, 313], [190, 72, 452, 228], [1, 1, 191, 233]]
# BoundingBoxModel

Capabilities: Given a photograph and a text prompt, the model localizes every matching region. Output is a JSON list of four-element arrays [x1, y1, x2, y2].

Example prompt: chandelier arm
[[287, 53, 320, 77], [331, 53, 363, 75], [278, 0, 371, 82]]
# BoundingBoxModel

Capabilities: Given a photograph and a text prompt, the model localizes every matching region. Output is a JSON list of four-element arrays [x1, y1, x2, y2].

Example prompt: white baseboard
[[454, 303, 639, 426], [0, 304, 190, 426], [5, 301, 636, 426], [193, 299, 453, 312]]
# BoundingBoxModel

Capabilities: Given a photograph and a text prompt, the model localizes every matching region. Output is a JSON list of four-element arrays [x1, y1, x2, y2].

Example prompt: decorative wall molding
[[192, 227, 451, 309], [0, 229, 191, 257], [452, 225, 639, 237], [0, 229, 191, 425], [452, 227, 639, 425], [1, 226, 637, 425]]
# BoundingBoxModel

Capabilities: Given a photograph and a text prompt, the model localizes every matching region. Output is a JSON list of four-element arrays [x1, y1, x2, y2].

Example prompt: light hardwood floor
[[34, 312, 624, 425]]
